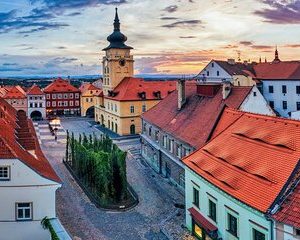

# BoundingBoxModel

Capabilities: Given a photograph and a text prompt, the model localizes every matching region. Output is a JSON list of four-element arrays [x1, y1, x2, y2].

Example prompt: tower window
[[130, 105, 134, 113]]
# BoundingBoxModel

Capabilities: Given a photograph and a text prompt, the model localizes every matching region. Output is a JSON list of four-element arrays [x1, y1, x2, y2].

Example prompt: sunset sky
[[0, 0, 299, 77]]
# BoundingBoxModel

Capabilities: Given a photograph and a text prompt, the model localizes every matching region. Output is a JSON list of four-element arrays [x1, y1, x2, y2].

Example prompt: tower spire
[[273, 45, 280, 62], [114, 7, 120, 31]]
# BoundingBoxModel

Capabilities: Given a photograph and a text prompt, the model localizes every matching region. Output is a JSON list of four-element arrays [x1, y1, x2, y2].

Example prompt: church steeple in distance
[[273, 45, 280, 63], [102, 8, 133, 51]]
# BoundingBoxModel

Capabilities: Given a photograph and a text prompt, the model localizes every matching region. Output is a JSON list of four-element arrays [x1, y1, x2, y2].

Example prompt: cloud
[[179, 36, 197, 39], [0, 0, 125, 34], [250, 45, 273, 50], [254, 0, 300, 24], [160, 17, 178, 20], [238, 41, 273, 51], [162, 5, 178, 13], [285, 44, 300, 48], [0, 9, 68, 34], [239, 41, 253, 46], [67, 12, 82, 16], [53, 57, 78, 63], [29, 0, 127, 14], [2, 63, 18, 66], [161, 20, 202, 28]]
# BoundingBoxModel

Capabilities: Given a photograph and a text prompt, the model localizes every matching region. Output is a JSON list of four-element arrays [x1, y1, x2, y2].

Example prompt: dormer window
[[0, 166, 10, 180], [153, 91, 161, 99], [138, 92, 146, 99]]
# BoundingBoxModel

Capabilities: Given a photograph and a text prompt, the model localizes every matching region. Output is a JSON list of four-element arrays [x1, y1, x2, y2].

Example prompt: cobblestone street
[[39, 118, 193, 240]]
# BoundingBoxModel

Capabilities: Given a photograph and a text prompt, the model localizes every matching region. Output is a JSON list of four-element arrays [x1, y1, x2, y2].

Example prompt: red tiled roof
[[183, 108, 300, 213], [44, 78, 80, 93], [27, 84, 44, 95], [105, 77, 176, 101], [142, 81, 252, 148], [1, 85, 26, 99], [215, 60, 256, 76], [273, 182, 300, 228], [0, 98, 60, 183], [253, 61, 300, 80], [79, 83, 101, 93]]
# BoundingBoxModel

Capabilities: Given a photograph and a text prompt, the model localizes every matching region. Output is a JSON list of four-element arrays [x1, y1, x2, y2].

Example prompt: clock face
[[119, 58, 126, 67]]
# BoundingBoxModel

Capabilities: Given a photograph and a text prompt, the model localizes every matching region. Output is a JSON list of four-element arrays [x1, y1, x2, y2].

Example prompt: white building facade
[[262, 80, 300, 118], [0, 159, 61, 240], [27, 85, 46, 120]]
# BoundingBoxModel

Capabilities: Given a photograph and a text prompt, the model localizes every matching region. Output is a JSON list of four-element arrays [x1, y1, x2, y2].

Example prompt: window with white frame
[[69, 101, 73, 106], [58, 101, 63, 107], [130, 105, 134, 113], [64, 94, 68, 99], [47, 102, 50, 107], [16, 203, 32, 221], [75, 101, 79, 106], [58, 94, 62, 99], [46, 94, 50, 99], [52, 101, 56, 107], [52, 94, 56, 99], [0, 166, 10, 180], [75, 93, 79, 99], [69, 93, 74, 99]]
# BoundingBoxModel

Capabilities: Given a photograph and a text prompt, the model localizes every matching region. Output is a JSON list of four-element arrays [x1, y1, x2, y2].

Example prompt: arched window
[[115, 123, 118, 133], [101, 114, 104, 125], [130, 124, 135, 135], [108, 120, 110, 129], [142, 104, 146, 112]]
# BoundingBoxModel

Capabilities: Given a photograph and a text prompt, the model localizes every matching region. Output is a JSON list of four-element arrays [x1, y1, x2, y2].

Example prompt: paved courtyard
[[37, 118, 193, 240]]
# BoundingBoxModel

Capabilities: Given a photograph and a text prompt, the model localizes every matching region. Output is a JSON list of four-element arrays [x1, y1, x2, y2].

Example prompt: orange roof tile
[[142, 82, 252, 148], [273, 182, 300, 228], [27, 84, 44, 95], [1, 85, 26, 99], [79, 83, 101, 93], [105, 77, 176, 101], [0, 98, 60, 183], [44, 78, 80, 93], [253, 61, 300, 80], [184, 108, 300, 213]]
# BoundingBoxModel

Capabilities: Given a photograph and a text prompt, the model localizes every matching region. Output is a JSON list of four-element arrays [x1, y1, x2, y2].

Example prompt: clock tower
[[102, 8, 134, 95]]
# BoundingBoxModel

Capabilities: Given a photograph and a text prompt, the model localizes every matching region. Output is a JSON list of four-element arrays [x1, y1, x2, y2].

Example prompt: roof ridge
[[226, 107, 300, 126]]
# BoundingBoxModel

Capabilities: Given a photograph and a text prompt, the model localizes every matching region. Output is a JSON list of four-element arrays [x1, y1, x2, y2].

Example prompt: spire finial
[[259, 56, 262, 63], [273, 45, 280, 62], [114, 7, 120, 31]]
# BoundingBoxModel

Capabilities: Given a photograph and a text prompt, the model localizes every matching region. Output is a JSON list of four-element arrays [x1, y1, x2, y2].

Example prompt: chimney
[[227, 58, 235, 65], [222, 81, 232, 99], [177, 79, 186, 110]]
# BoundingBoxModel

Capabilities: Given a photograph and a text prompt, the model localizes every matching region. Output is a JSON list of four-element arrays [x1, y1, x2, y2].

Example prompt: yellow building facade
[[94, 9, 176, 135], [80, 83, 102, 117]]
